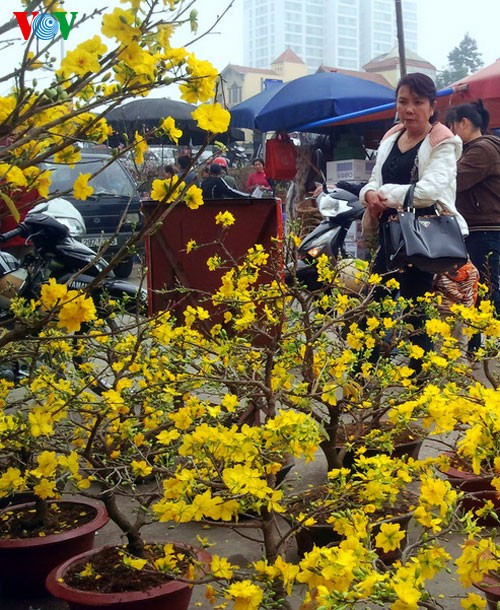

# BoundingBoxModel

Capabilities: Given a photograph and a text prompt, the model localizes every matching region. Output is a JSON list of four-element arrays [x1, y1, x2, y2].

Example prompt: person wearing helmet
[[201, 163, 251, 200], [212, 157, 238, 188]]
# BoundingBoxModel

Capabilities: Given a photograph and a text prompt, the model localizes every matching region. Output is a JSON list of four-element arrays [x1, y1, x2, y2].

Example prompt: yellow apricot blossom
[[184, 184, 204, 209], [73, 173, 94, 200], [192, 103, 230, 134], [101, 8, 140, 44], [160, 116, 183, 144], [57, 294, 97, 333], [225, 580, 264, 610]]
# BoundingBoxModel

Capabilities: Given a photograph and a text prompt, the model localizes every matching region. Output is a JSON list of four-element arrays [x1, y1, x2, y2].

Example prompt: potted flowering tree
[[0, 0, 229, 601]]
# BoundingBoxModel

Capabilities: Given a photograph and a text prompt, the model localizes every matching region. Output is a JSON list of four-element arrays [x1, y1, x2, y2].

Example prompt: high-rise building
[[243, 0, 418, 72]]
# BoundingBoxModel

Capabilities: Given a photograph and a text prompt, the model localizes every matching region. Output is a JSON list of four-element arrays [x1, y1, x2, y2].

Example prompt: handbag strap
[[403, 184, 416, 212]]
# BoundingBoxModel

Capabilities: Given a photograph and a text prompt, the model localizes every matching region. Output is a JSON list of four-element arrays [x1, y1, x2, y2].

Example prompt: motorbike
[[0, 200, 145, 330], [224, 144, 249, 168], [287, 185, 365, 292]]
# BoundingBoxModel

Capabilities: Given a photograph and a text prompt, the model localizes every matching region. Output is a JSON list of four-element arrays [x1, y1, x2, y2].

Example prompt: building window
[[229, 84, 242, 105]]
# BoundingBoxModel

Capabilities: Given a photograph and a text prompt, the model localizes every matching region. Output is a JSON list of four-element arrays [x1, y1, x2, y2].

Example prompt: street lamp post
[[395, 0, 407, 78]]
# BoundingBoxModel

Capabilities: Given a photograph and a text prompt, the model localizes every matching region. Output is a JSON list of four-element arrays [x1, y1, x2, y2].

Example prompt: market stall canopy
[[436, 59, 500, 128], [229, 82, 286, 129], [247, 72, 395, 133], [298, 59, 500, 134], [106, 98, 244, 146]]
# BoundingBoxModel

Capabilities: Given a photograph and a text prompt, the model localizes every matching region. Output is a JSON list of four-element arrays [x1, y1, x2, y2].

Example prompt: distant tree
[[436, 33, 483, 88]]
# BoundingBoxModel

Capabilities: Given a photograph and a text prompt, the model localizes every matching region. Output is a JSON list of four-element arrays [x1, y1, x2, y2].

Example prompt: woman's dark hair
[[253, 157, 265, 165], [396, 72, 438, 123], [446, 100, 490, 134]]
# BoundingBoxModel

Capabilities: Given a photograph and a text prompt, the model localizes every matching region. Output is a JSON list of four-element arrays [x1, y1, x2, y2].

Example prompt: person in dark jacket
[[201, 164, 251, 200], [448, 100, 500, 317]]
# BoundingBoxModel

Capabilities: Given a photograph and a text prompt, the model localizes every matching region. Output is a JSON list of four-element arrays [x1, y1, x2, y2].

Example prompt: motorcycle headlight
[[57, 216, 86, 237], [307, 246, 323, 258], [124, 213, 141, 226]]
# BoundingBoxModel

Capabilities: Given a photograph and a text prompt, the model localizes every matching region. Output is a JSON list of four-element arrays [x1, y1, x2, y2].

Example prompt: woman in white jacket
[[360, 72, 467, 365]]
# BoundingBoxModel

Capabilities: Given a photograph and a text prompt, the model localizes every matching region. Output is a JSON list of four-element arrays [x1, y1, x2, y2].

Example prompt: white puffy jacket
[[359, 122, 469, 236]]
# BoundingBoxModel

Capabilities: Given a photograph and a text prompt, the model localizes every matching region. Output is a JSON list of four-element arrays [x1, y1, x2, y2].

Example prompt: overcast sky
[[1, 0, 499, 94], [195, 0, 500, 73]]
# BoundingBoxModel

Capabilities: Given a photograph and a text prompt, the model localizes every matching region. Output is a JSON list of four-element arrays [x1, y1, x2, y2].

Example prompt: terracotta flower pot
[[46, 542, 211, 610], [438, 453, 500, 526], [0, 497, 109, 597], [473, 573, 500, 610]]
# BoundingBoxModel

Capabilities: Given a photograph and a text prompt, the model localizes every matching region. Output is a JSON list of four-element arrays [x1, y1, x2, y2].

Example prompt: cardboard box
[[327, 159, 375, 182]]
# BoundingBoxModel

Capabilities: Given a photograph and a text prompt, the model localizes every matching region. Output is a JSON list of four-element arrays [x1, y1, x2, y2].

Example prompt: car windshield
[[44, 158, 137, 198]]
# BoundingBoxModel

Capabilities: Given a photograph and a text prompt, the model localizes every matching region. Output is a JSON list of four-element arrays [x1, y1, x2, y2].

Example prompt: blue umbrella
[[229, 82, 286, 129], [253, 72, 395, 133]]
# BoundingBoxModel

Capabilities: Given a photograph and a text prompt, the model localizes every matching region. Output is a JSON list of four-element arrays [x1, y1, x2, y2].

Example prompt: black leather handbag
[[383, 184, 468, 273]]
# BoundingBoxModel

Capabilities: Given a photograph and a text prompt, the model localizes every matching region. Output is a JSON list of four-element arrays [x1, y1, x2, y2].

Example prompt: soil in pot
[[0, 498, 108, 597], [332, 423, 425, 470], [46, 542, 211, 610], [288, 486, 416, 561]]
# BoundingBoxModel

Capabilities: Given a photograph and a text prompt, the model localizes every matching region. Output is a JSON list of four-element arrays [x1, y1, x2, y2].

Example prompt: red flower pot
[[473, 573, 500, 610], [46, 542, 211, 610], [0, 497, 109, 597], [438, 453, 500, 526]]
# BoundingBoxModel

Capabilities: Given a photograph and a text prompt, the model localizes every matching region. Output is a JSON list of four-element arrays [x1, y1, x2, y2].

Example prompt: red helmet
[[213, 156, 228, 168]]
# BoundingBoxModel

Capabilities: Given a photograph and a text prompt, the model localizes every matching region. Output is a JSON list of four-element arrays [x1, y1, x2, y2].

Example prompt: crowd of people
[[159, 151, 275, 201], [361, 71, 500, 360]]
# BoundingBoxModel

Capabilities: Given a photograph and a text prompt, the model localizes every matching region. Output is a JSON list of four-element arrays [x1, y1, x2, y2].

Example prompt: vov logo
[[13, 11, 78, 41]]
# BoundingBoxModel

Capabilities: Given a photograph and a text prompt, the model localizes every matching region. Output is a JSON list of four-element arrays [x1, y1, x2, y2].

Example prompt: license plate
[[81, 236, 118, 248]]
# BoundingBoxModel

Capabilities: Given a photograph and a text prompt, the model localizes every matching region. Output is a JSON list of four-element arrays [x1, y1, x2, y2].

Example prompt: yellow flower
[[150, 177, 184, 203], [73, 174, 94, 200], [186, 239, 197, 253], [57, 294, 97, 333], [122, 555, 147, 571], [184, 184, 204, 209], [156, 429, 180, 445], [210, 555, 234, 579], [54, 146, 81, 168], [0, 163, 28, 188], [26, 51, 44, 70], [461, 592, 487, 609], [58, 49, 101, 77], [0, 468, 25, 494], [33, 478, 58, 500], [131, 460, 153, 478], [134, 132, 148, 166], [101, 8, 140, 44], [160, 116, 183, 144], [221, 393, 239, 412], [179, 57, 218, 103], [192, 103, 230, 134], [28, 408, 54, 436], [392, 580, 421, 609], [225, 580, 264, 610], [40, 278, 68, 310], [374, 522, 405, 553], [215, 210, 236, 227]]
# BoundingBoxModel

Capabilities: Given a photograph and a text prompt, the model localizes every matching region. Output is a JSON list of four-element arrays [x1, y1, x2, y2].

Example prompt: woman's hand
[[364, 190, 387, 218]]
